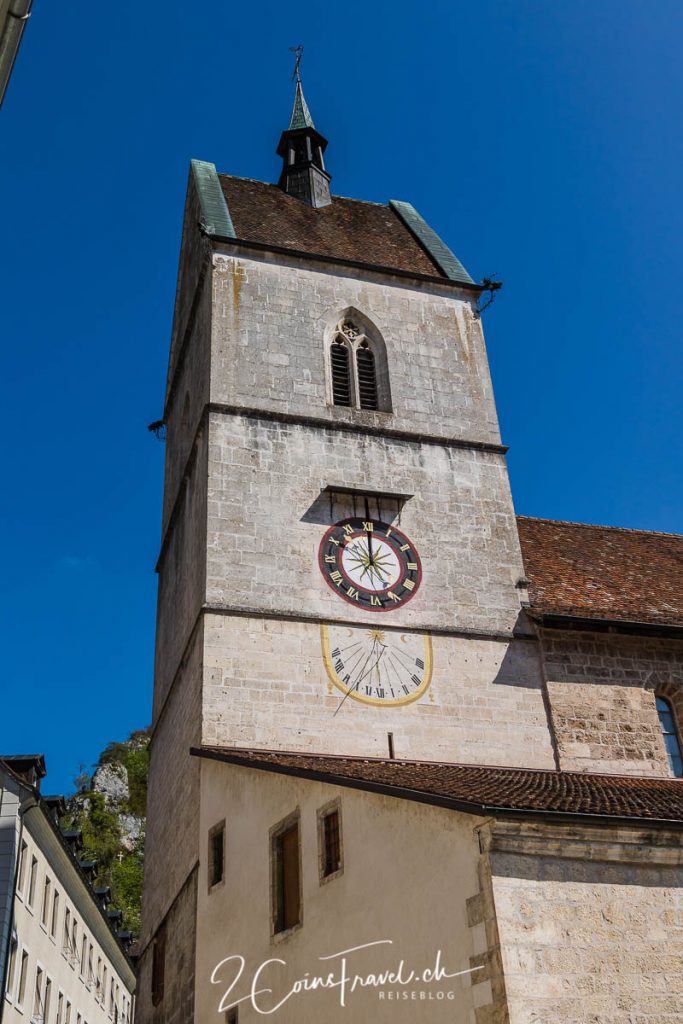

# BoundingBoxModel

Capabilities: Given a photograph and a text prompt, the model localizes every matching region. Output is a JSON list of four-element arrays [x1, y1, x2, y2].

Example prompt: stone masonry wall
[[541, 628, 683, 776], [153, 426, 208, 718], [135, 867, 197, 1024], [206, 412, 525, 637], [141, 622, 202, 952], [209, 250, 502, 446], [484, 820, 683, 1024], [202, 613, 555, 766]]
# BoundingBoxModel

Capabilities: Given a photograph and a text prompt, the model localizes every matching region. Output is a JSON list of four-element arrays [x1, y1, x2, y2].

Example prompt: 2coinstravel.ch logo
[[211, 939, 482, 1014]]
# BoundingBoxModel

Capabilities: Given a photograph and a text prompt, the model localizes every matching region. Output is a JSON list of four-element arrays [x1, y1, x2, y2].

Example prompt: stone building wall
[[483, 819, 683, 1024], [194, 758, 487, 1024], [141, 624, 203, 951], [202, 613, 555, 766], [540, 628, 683, 776], [209, 250, 502, 446], [135, 867, 197, 1024], [205, 412, 525, 637]]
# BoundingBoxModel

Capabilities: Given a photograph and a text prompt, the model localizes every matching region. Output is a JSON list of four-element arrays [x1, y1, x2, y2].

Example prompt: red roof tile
[[193, 747, 683, 824], [517, 517, 683, 627], [218, 175, 446, 279]]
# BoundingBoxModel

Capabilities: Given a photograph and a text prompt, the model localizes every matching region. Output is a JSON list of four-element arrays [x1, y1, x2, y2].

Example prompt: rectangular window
[[272, 818, 301, 934], [51, 890, 60, 938], [322, 810, 341, 877], [6, 937, 18, 997], [33, 965, 44, 1022], [151, 922, 166, 1007], [96, 958, 101, 997], [56, 992, 64, 1024], [28, 856, 38, 908], [87, 945, 93, 989], [17, 949, 29, 1007], [17, 840, 28, 896], [226, 1008, 238, 1024], [44, 976, 52, 1024], [317, 800, 343, 882], [80, 936, 87, 977], [63, 909, 71, 953], [41, 877, 51, 927], [65, 1002, 71, 1024], [209, 821, 225, 890]]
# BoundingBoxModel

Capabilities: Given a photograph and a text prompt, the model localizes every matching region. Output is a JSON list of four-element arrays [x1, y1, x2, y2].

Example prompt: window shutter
[[281, 825, 300, 930], [356, 345, 378, 410], [275, 823, 300, 932], [330, 342, 352, 406]]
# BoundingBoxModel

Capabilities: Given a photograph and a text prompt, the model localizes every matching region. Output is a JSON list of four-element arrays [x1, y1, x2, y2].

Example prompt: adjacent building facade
[[0, 758, 135, 1024], [138, 78, 683, 1023]]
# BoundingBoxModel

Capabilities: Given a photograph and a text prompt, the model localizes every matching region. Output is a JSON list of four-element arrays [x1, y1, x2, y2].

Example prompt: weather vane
[[289, 45, 304, 83]]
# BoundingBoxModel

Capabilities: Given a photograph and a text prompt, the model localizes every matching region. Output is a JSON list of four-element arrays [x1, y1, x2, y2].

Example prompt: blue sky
[[1, 1, 681, 794]]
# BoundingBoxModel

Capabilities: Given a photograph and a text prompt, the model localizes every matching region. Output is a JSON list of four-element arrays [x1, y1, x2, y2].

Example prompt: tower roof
[[288, 79, 315, 130]]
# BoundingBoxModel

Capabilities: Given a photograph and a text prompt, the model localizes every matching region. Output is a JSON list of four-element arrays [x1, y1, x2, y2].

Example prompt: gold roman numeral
[[330, 570, 343, 587], [403, 579, 415, 591], [407, 562, 418, 571]]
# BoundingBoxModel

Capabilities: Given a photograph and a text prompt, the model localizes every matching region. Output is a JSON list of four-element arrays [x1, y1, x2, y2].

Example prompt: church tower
[[138, 66, 683, 1024], [138, 67, 556, 1023]]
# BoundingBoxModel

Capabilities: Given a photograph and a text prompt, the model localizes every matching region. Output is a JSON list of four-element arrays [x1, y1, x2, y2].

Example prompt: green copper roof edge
[[389, 200, 474, 285], [191, 159, 235, 239]]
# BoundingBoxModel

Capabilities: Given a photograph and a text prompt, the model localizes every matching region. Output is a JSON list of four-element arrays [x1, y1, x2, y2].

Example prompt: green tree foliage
[[62, 727, 150, 937]]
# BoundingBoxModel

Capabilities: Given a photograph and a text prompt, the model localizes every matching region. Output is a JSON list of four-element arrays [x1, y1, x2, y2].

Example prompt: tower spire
[[277, 47, 331, 208], [288, 45, 315, 130]]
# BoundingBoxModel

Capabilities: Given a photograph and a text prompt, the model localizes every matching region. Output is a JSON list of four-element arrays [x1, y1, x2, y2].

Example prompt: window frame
[[5, 935, 18, 1001], [326, 312, 392, 414], [50, 889, 60, 940], [317, 798, 344, 884], [17, 839, 28, 900], [27, 855, 38, 910], [269, 809, 302, 939], [656, 694, 683, 777], [151, 921, 167, 1007], [208, 819, 226, 893], [16, 946, 30, 1008]]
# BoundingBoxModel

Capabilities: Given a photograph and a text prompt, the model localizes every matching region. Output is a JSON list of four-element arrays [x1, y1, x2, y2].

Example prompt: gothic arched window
[[330, 337, 352, 406], [328, 316, 390, 413], [656, 696, 683, 777]]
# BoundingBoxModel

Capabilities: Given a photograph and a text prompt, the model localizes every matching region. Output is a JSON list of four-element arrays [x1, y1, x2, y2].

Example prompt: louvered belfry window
[[356, 341, 378, 410], [330, 338, 352, 406], [330, 319, 382, 411]]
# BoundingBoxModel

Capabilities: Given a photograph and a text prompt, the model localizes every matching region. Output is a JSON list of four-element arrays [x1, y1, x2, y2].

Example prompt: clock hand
[[333, 642, 387, 716], [366, 525, 374, 567]]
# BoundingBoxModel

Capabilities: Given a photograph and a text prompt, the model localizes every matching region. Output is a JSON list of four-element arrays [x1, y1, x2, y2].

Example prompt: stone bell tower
[[137, 69, 555, 1024]]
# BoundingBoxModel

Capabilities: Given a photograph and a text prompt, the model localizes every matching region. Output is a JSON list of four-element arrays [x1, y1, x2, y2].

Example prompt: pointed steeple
[[277, 48, 331, 209], [289, 79, 315, 131]]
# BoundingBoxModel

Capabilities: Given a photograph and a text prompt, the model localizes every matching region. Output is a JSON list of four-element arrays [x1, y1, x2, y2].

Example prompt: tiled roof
[[517, 517, 683, 627], [193, 747, 683, 824], [218, 175, 452, 279]]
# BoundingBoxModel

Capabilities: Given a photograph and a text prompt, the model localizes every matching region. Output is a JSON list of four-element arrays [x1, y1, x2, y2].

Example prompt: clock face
[[318, 518, 422, 611], [321, 624, 433, 707]]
